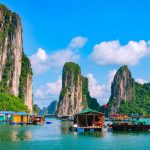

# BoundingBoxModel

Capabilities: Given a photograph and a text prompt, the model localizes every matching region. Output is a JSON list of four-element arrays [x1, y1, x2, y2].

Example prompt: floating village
[[1, 109, 150, 133], [1, 4, 150, 150]]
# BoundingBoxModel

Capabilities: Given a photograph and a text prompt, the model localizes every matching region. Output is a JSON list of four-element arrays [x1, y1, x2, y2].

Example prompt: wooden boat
[[110, 124, 150, 131], [31, 116, 45, 125], [110, 114, 150, 131]]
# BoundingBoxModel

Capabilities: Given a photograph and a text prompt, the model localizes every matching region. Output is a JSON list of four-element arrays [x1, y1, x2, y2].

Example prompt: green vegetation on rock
[[0, 4, 21, 90], [57, 62, 100, 116], [59, 87, 67, 101], [0, 92, 29, 113], [19, 53, 32, 100], [108, 65, 150, 115], [0, 4, 18, 51], [118, 83, 150, 115], [63, 62, 81, 85], [33, 104, 39, 114], [0, 4, 33, 112], [82, 77, 89, 107], [82, 76, 100, 111]]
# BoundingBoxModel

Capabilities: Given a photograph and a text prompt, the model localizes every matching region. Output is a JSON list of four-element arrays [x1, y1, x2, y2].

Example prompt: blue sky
[[1, 0, 150, 108]]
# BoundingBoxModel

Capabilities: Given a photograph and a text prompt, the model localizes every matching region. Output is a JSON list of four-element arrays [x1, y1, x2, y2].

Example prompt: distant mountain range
[[34, 100, 58, 116]]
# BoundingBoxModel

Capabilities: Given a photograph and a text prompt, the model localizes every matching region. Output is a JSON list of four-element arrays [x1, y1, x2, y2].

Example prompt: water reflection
[[1, 118, 149, 142], [10, 130, 32, 141], [0, 124, 32, 142], [60, 120, 72, 134], [60, 119, 109, 138]]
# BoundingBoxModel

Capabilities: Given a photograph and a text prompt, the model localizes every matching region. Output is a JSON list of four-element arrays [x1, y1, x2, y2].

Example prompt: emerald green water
[[0, 118, 150, 150]]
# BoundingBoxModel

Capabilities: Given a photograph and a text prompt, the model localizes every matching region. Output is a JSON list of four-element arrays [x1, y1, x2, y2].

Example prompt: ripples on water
[[0, 118, 150, 150]]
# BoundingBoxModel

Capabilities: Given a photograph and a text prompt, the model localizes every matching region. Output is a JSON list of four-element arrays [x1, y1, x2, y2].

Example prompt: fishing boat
[[110, 114, 150, 131], [31, 116, 45, 125], [70, 108, 105, 132]]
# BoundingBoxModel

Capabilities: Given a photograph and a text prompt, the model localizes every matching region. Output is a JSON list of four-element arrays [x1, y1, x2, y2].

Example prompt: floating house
[[11, 112, 31, 124], [0, 111, 14, 122], [71, 108, 105, 132], [110, 113, 150, 131]]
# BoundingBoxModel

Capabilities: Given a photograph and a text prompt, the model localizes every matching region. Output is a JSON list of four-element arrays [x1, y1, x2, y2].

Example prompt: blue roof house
[[0, 111, 14, 122]]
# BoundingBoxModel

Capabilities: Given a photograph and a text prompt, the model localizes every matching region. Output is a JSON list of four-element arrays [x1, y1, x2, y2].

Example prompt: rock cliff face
[[108, 65, 134, 113], [0, 4, 33, 112], [56, 62, 100, 117], [24, 73, 32, 112], [56, 62, 84, 117]]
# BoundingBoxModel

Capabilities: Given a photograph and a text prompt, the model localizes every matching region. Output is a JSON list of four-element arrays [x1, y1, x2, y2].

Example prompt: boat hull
[[111, 124, 150, 131]]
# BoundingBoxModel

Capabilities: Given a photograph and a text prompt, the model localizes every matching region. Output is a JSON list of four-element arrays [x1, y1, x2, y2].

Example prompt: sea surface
[[0, 118, 150, 150]]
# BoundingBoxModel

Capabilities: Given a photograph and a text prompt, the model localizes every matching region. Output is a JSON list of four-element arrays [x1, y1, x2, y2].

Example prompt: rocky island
[[0, 4, 33, 113], [56, 62, 100, 117], [108, 65, 150, 115]]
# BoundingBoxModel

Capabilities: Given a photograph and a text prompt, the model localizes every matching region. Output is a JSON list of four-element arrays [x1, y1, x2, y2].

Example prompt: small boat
[[110, 114, 150, 131], [31, 116, 45, 125], [46, 121, 52, 124]]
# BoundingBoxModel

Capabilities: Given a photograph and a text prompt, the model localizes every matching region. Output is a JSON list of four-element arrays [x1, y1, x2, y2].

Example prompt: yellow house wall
[[13, 115, 21, 122], [13, 115, 30, 123]]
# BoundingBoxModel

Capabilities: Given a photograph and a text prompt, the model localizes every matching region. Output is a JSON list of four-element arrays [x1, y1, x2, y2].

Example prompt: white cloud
[[30, 36, 87, 75], [30, 48, 49, 75], [35, 76, 62, 99], [135, 78, 149, 84], [87, 69, 117, 105], [34, 76, 62, 107], [48, 49, 79, 68], [87, 74, 106, 100], [68, 36, 88, 49], [90, 40, 150, 65]]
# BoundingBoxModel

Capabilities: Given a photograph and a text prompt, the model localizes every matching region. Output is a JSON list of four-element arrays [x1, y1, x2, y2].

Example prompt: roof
[[77, 108, 104, 115], [0, 111, 14, 114], [13, 112, 29, 116], [110, 114, 129, 119]]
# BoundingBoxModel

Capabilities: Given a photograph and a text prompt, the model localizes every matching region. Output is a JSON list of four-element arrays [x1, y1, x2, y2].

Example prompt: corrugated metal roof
[[77, 108, 104, 115], [0, 111, 14, 114]]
